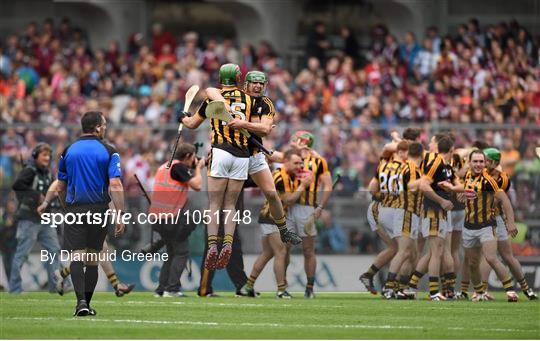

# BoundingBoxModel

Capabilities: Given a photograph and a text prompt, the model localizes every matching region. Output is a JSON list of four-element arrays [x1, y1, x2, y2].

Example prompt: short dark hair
[[437, 136, 454, 153], [469, 149, 485, 161], [472, 140, 489, 150], [397, 140, 409, 152], [174, 143, 196, 160], [81, 111, 104, 133], [284, 149, 300, 160], [402, 128, 421, 141], [434, 132, 449, 143], [408, 142, 424, 158]]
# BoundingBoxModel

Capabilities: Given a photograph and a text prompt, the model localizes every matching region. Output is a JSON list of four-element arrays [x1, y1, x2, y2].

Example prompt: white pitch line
[[4, 317, 537, 333], [4, 317, 423, 330]]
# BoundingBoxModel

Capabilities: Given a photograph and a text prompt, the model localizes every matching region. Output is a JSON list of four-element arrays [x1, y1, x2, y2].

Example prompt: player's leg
[[205, 175, 228, 269], [384, 236, 412, 298], [9, 221, 39, 293], [456, 253, 471, 299], [227, 228, 250, 296], [441, 235, 455, 298], [495, 215, 537, 300], [99, 240, 135, 297], [251, 166, 300, 244], [480, 232, 518, 302], [246, 234, 274, 295], [360, 206, 397, 294], [268, 233, 289, 297], [464, 245, 486, 301], [302, 236, 317, 298], [216, 178, 245, 268]]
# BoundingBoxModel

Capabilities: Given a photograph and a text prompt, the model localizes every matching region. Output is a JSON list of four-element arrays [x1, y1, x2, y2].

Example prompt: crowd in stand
[[1, 17, 539, 254]]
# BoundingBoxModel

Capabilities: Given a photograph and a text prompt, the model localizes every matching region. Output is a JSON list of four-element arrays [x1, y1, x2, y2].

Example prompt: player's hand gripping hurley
[[167, 85, 200, 169]]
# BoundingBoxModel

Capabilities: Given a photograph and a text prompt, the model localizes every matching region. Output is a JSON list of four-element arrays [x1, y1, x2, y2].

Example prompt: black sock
[[70, 261, 85, 302], [84, 265, 99, 306], [306, 277, 315, 291]]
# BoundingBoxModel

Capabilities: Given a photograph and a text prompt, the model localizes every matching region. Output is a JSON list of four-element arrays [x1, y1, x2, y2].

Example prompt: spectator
[[318, 210, 347, 253], [152, 23, 176, 58], [306, 21, 330, 66], [399, 31, 421, 75]]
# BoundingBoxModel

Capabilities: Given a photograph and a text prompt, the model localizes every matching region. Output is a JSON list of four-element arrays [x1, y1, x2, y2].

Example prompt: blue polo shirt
[[58, 135, 122, 205]]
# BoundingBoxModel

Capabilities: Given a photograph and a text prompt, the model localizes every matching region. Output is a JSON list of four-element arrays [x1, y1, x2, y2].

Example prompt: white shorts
[[260, 223, 279, 235], [421, 214, 450, 238], [248, 152, 269, 175], [495, 215, 509, 241], [462, 226, 496, 248], [288, 204, 316, 237], [378, 207, 419, 239], [450, 210, 465, 232], [367, 201, 380, 232], [209, 148, 249, 180]]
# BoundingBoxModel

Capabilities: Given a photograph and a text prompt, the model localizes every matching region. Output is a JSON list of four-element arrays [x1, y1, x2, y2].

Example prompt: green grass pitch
[[1, 292, 539, 339]]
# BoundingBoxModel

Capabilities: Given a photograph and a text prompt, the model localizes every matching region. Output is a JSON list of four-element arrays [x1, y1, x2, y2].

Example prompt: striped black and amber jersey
[[399, 160, 423, 216], [371, 157, 391, 202], [294, 154, 330, 207], [421, 152, 455, 212], [449, 153, 466, 211], [249, 96, 276, 156], [491, 170, 511, 217], [259, 167, 294, 224], [196, 87, 254, 158], [377, 158, 405, 208], [464, 169, 502, 229]]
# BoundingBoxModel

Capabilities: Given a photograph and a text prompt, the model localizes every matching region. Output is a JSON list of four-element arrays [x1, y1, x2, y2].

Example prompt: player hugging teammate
[[361, 129, 537, 302]]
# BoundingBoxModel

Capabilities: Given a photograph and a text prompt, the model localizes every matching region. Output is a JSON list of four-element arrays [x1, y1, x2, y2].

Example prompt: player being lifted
[[456, 149, 519, 302], [205, 70, 302, 246], [181, 63, 254, 269]]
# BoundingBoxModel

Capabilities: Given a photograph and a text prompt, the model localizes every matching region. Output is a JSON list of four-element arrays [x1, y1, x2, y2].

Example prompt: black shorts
[[63, 203, 109, 251]]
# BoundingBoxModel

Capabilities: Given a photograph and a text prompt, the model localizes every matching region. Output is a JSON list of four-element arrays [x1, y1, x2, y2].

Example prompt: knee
[[303, 247, 315, 258], [483, 254, 499, 267]]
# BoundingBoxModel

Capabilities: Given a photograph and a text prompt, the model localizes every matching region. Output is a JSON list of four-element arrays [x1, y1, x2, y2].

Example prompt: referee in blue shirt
[[56, 111, 125, 316]]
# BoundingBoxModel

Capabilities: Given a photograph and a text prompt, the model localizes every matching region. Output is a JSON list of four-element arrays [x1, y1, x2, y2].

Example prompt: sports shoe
[[471, 292, 487, 302], [163, 291, 187, 298], [154, 292, 163, 298], [429, 293, 447, 301], [359, 273, 377, 295], [204, 245, 219, 270], [382, 287, 395, 299], [53, 270, 65, 296], [88, 307, 97, 316], [524, 288, 538, 300], [402, 288, 417, 299], [74, 300, 90, 316], [445, 290, 456, 300], [115, 283, 135, 297], [280, 229, 302, 245], [455, 291, 469, 300], [277, 290, 292, 299], [216, 244, 233, 269], [237, 285, 259, 298], [395, 289, 415, 300], [198, 292, 220, 298], [484, 292, 495, 301], [506, 290, 519, 302], [304, 288, 315, 299]]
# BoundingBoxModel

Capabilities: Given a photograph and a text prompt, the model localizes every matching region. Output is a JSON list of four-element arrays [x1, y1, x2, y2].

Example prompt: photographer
[[150, 143, 204, 297], [9, 143, 63, 294]]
